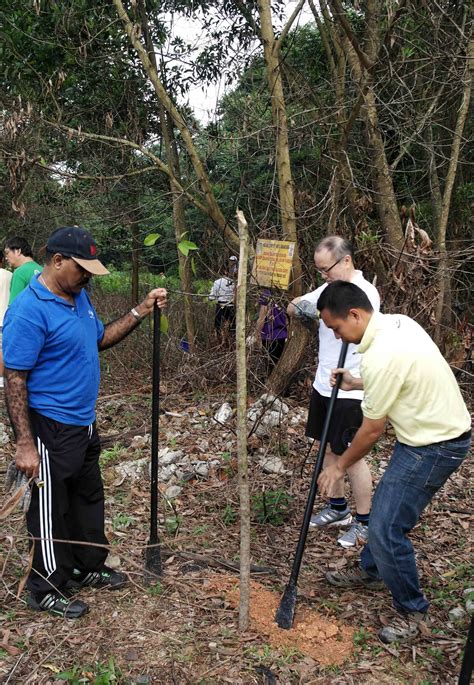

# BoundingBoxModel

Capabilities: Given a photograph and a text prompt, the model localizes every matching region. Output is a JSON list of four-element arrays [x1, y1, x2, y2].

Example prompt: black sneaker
[[27, 591, 89, 618], [67, 566, 127, 590]]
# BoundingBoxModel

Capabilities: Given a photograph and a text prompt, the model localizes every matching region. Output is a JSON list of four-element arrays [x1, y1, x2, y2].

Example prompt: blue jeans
[[361, 434, 471, 614]]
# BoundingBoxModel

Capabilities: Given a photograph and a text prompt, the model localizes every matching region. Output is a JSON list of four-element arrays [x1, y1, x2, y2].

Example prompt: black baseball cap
[[46, 226, 109, 276]]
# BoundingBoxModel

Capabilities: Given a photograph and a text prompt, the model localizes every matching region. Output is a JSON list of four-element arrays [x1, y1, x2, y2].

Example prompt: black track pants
[[27, 410, 108, 595]]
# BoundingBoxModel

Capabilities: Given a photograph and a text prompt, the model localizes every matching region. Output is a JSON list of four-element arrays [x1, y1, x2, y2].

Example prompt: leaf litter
[[0, 380, 472, 684]]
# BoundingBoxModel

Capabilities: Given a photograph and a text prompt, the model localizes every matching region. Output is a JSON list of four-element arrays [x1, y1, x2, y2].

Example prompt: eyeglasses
[[316, 256, 344, 276]]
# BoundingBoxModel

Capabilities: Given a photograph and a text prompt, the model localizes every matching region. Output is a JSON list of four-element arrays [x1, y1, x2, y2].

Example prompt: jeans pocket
[[425, 453, 465, 491]]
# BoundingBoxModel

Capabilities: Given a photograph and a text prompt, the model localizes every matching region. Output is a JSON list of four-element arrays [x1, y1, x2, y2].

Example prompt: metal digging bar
[[275, 341, 349, 629], [145, 302, 162, 578], [458, 615, 473, 685]]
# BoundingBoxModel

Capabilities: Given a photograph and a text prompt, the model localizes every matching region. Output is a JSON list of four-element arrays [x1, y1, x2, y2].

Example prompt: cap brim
[[72, 256, 110, 276]]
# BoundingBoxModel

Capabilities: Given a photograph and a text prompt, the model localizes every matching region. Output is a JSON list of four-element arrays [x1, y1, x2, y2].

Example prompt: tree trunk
[[434, 57, 472, 345], [131, 220, 140, 304], [137, 0, 196, 350], [114, 0, 241, 253], [235, 209, 250, 632], [257, 0, 303, 296], [162, 113, 196, 352], [329, 1, 405, 252], [267, 321, 311, 395]]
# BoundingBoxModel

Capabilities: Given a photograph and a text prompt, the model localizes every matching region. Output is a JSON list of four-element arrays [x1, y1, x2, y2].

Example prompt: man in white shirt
[[209, 268, 236, 346], [0, 255, 13, 387], [288, 236, 380, 547]]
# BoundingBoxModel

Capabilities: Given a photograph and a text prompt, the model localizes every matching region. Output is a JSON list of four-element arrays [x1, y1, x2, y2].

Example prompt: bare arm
[[318, 416, 386, 496], [330, 367, 364, 392], [99, 287, 167, 351], [255, 304, 268, 335], [287, 296, 302, 317], [4, 369, 40, 478]]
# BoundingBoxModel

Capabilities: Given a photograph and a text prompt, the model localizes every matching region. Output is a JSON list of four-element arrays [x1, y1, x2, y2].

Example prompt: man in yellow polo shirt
[[316, 281, 471, 644]]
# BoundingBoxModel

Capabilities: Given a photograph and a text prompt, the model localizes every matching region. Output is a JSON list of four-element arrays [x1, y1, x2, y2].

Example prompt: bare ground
[[0, 374, 472, 685]]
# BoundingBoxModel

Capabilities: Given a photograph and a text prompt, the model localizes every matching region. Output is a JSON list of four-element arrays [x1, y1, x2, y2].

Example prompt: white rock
[[448, 606, 466, 621], [106, 554, 122, 570], [260, 393, 276, 406], [261, 410, 283, 428], [247, 407, 261, 422], [259, 456, 288, 475], [0, 422, 10, 446], [213, 402, 233, 424], [115, 457, 148, 482], [130, 434, 151, 450], [158, 464, 177, 482], [160, 449, 184, 466], [464, 588, 474, 615], [165, 485, 182, 499], [259, 393, 289, 414], [194, 461, 210, 478]]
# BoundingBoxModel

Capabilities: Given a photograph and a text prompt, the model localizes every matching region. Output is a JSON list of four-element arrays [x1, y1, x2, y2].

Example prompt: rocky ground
[[0, 381, 472, 684]]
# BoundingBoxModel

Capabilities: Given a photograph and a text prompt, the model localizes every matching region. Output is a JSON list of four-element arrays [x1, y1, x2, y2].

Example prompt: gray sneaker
[[309, 506, 352, 528], [379, 611, 428, 643], [326, 565, 384, 589], [337, 522, 369, 548]]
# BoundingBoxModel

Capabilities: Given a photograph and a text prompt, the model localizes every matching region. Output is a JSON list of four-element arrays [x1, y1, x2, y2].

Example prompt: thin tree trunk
[[257, 0, 303, 296], [267, 321, 311, 395], [235, 209, 250, 632], [162, 112, 196, 351], [114, 0, 240, 253], [330, 1, 405, 252], [137, 0, 196, 350], [131, 219, 140, 304], [434, 56, 472, 345]]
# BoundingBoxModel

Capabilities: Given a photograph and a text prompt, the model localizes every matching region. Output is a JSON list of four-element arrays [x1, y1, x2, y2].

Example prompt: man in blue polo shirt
[[3, 226, 167, 619]]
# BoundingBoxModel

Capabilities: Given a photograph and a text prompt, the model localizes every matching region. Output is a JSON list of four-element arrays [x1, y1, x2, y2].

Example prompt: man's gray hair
[[315, 236, 354, 261]]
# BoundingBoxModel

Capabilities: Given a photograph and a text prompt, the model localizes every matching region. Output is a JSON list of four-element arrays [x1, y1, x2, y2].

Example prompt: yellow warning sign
[[252, 239, 295, 290]]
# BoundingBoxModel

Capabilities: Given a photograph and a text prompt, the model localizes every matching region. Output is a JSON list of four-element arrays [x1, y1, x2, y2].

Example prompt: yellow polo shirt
[[359, 313, 471, 446]]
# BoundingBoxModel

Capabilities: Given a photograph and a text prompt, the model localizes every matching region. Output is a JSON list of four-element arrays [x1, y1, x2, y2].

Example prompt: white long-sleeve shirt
[[209, 277, 235, 306]]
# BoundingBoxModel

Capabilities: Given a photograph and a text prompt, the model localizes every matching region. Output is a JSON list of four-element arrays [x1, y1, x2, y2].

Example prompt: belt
[[451, 430, 471, 442]]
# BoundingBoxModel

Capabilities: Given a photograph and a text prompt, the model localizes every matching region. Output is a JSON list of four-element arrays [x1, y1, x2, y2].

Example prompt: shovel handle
[[149, 303, 161, 546], [289, 341, 349, 583]]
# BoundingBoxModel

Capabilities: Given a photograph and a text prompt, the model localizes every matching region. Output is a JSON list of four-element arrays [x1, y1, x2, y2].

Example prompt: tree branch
[[328, 0, 374, 70], [275, 0, 306, 53]]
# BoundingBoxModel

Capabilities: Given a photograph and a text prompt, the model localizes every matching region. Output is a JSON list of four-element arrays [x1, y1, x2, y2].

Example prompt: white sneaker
[[309, 506, 352, 528], [337, 522, 369, 548]]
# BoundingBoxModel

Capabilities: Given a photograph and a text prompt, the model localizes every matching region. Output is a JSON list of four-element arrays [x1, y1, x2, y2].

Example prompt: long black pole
[[145, 303, 162, 576], [276, 341, 349, 629], [458, 616, 474, 685]]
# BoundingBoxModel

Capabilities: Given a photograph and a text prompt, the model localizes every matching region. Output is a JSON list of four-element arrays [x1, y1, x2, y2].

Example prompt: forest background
[[1, 0, 472, 391]]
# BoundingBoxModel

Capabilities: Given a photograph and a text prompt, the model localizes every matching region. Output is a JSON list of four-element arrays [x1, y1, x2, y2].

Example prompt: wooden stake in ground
[[235, 209, 250, 631]]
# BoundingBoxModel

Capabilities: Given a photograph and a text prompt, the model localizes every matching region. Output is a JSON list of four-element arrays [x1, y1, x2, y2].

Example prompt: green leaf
[[191, 255, 197, 276], [143, 233, 161, 246], [178, 239, 199, 257], [160, 314, 169, 334]]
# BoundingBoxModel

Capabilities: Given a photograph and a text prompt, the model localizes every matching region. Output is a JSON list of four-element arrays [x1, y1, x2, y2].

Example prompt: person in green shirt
[[4, 236, 42, 304]]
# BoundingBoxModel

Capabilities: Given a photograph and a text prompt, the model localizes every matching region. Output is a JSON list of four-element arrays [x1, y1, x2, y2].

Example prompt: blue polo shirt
[[2, 275, 105, 426]]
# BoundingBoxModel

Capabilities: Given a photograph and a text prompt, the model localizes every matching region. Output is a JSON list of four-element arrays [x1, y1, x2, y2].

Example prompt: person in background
[[287, 236, 380, 548], [4, 236, 42, 304], [0, 255, 12, 388], [247, 288, 288, 372], [209, 267, 236, 346], [3, 226, 167, 619], [229, 255, 238, 278]]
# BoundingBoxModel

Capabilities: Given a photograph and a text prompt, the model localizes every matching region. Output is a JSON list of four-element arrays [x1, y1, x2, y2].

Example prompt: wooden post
[[235, 209, 250, 631]]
